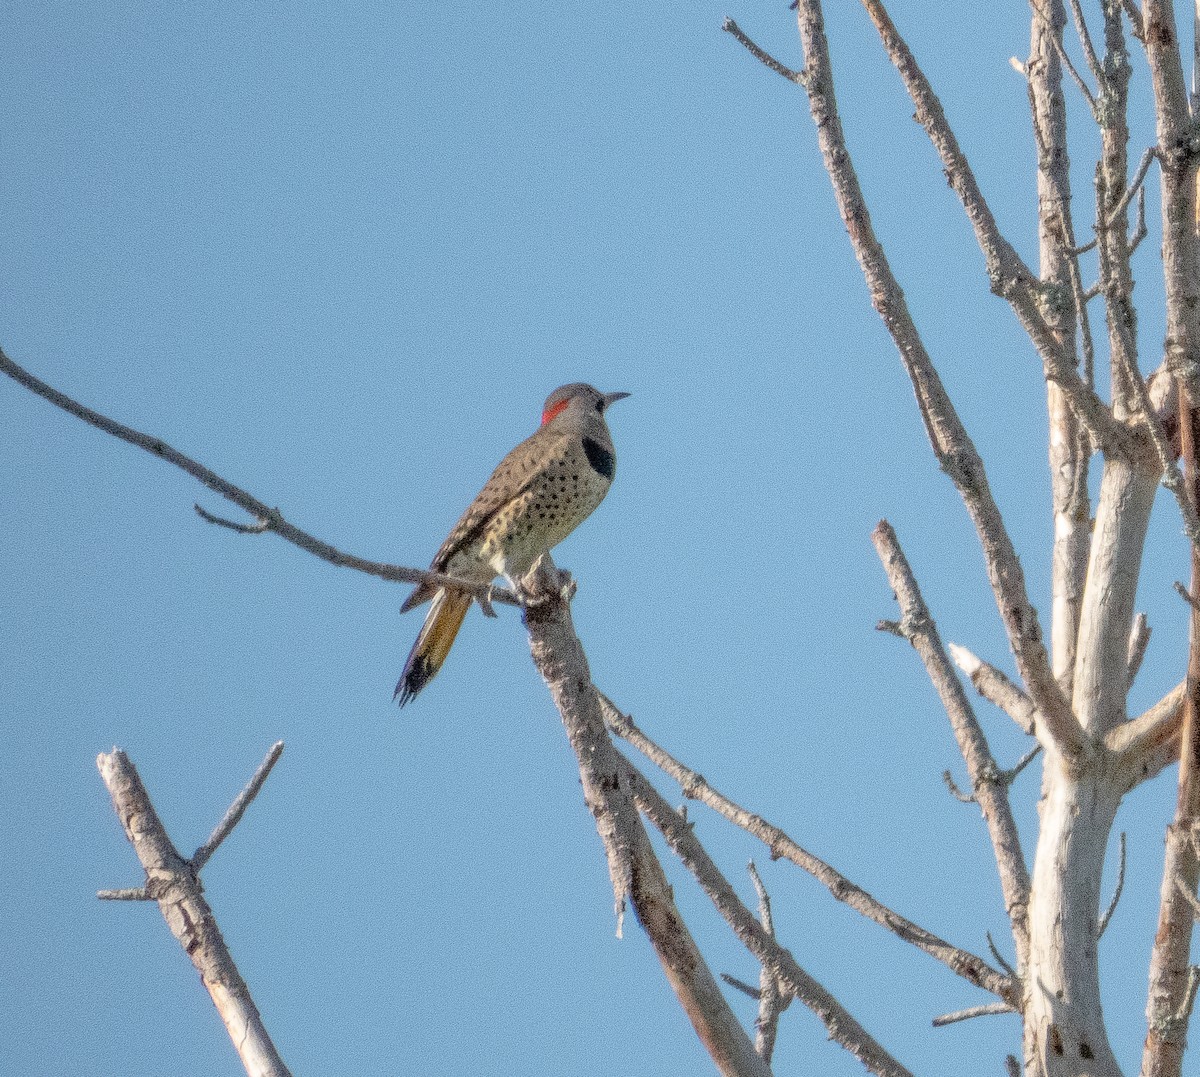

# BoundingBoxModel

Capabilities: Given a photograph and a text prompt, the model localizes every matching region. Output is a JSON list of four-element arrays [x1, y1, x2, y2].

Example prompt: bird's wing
[[430, 426, 568, 573]]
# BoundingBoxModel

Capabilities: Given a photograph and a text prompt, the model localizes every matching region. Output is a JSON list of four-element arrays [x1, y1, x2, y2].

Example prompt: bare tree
[[9, 2, 1200, 1076]]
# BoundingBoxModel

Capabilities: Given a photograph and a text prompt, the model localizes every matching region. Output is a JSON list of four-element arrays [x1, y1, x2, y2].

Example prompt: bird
[[395, 383, 630, 706]]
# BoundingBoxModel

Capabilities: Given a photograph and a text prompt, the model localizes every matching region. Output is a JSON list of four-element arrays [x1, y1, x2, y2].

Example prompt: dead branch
[[623, 756, 915, 1077], [1108, 681, 1186, 788], [0, 346, 519, 608], [948, 645, 1039, 735], [602, 697, 1015, 1003], [747, 862, 789, 1063], [1097, 832, 1128, 938], [96, 748, 292, 1077], [192, 742, 285, 873], [931, 1002, 1016, 1028], [873, 520, 1032, 962], [519, 558, 770, 1077], [857, 0, 1128, 457], [736, 3, 1089, 765]]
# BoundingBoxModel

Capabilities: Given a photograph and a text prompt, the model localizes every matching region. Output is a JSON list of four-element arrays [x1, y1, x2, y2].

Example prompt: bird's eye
[[595, 398, 604, 412]]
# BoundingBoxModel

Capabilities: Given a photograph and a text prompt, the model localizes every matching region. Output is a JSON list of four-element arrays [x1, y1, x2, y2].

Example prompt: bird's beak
[[602, 391, 631, 409]]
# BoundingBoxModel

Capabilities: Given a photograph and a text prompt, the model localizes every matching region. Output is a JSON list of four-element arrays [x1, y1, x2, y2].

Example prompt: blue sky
[[1, 2, 1191, 1074]]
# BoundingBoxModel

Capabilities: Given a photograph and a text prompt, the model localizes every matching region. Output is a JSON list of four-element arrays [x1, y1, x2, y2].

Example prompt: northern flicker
[[395, 383, 629, 705]]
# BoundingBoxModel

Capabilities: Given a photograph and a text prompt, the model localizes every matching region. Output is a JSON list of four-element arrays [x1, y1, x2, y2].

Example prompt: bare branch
[[191, 742, 285, 874], [1108, 680, 1186, 787], [1107, 146, 1160, 226], [623, 757, 916, 1077], [520, 560, 770, 1077], [931, 1003, 1016, 1028], [1129, 611, 1153, 687], [603, 697, 1016, 1003], [747, 861, 789, 1063], [873, 520, 1035, 962], [1098, 832, 1128, 938], [722, 18, 805, 84], [782, 0, 1086, 758], [96, 887, 152, 901], [1066, 0, 1104, 86], [948, 644, 1039, 735], [943, 770, 976, 804], [720, 974, 762, 1000], [0, 346, 519, 608], [855, 0, 1128, 455], [987, 932, 1018, 980], [97, 749, 292, 1077]]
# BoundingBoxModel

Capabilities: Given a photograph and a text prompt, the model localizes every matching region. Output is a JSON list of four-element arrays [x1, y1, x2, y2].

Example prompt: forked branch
[[97, 748, 291, 1077]]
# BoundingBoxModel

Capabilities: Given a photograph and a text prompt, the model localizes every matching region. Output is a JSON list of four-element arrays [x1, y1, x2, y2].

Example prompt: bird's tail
[[395, 588, 472, 706]]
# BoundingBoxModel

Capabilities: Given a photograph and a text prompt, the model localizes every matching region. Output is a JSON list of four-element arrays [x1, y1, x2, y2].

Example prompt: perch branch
[[519, 558, 770, 1077], [0, 347, 519, 607]]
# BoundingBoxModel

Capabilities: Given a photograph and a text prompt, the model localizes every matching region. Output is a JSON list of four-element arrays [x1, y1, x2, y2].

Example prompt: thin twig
[[943, 770, 976, 803], [1175, 580, 1200, 611], [987, 932, 1018, 980], [1107, 146, 1160, 226], [1129, 184, 1149, 251], [931, 1002, 1016, 1027], [720, 974, 761, 1000], [722, 18, 805, 84], [747, 861, 789, 1063], [1051, 3, 1099, 109], [1066, 0, 1105, 85], [1006, 745, 1043, 785], [1098, 832, 1128, 937], [191, 742, 285, 874]]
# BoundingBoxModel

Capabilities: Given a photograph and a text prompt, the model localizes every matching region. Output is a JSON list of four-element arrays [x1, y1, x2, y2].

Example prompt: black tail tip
[[394, 657, 435, 707]]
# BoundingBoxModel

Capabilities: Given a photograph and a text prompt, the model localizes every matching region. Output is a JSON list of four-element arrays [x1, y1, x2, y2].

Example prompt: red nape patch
[[541, 398, 571, 425]]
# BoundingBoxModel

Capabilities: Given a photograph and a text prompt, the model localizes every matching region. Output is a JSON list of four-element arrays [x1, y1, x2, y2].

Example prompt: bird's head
[[540, 383, 631, 426]]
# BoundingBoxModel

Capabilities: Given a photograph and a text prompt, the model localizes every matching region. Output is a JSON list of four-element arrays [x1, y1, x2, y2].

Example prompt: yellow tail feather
[[395, 589, 472, 706]]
